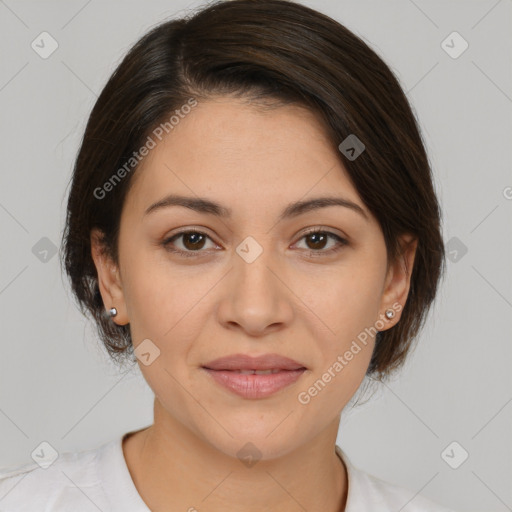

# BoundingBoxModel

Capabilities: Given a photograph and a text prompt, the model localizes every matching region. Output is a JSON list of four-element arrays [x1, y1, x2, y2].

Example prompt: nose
[[216, 237, 294, 337]]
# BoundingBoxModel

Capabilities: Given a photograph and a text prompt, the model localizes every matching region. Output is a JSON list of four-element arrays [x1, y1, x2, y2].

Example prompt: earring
[[109, 307, 118, 318], [385, 309, 395, 319]]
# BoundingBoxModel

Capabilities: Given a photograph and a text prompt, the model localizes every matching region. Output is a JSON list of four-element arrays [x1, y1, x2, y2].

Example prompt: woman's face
[[93, 96, 414, 460]]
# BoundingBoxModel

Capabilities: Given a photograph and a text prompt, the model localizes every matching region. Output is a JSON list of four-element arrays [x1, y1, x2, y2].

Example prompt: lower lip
[[202, 368, 306, 399]]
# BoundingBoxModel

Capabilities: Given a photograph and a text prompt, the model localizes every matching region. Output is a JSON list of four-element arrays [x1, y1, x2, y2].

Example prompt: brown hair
[[61, 0, 445, 379]]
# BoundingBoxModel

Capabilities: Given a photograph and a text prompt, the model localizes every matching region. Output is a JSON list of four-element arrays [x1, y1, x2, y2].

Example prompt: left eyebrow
[[144, 194, 369, 221], [278, 196, 369, 222]]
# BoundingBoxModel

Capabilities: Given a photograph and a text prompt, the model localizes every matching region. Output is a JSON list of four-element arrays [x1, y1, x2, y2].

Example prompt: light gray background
[[0, 1, 511, 511]]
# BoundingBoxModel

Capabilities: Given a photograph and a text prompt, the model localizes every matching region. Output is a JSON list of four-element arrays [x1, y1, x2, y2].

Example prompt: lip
[[202, 353, 307, 399], [203, 368, 306, 399], [203, 353, 306, 371]]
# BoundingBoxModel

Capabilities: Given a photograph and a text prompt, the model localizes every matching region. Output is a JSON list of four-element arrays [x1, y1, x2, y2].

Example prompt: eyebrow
[[144, 194, 369, 221]]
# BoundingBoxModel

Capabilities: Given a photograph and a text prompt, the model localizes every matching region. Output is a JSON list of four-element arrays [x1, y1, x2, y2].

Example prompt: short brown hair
[[61, 0, 445, 378]]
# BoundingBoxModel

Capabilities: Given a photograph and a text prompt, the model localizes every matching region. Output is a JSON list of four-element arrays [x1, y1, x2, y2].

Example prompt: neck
[[123, 398, 348, 512]]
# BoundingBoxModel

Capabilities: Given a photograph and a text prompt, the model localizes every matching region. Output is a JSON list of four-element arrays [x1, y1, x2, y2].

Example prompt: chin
[[211, 435, 300, 463], [194, 414, 308, 463]]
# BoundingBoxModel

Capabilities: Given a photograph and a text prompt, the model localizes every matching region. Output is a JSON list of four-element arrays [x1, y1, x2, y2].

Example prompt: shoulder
[[0, 439, 116, 512], [336, 446, 457, 512]]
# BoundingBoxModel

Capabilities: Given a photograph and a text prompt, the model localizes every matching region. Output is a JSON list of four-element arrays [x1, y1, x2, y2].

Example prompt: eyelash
[[162, 228, 348, 259]]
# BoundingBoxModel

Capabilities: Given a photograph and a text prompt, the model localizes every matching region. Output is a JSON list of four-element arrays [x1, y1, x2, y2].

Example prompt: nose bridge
[[218, 232, 292, 333], [233, 234, 280, 298]]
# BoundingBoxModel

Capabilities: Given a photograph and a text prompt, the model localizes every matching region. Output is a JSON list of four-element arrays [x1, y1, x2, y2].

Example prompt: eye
[[162, 229, 219, 258], [162, 227, 348, 259], [294, 228, 348, 256]]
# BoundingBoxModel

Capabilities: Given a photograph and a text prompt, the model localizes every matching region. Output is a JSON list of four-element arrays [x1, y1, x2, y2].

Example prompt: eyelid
[[298, 225, 348, 240]]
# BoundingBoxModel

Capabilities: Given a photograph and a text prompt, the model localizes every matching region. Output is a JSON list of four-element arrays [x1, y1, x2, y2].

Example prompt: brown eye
[[305, 232, 329, 250], [295, 229, 348, 256], [162, 229, 218, 257], [181, 232, 207, 250]]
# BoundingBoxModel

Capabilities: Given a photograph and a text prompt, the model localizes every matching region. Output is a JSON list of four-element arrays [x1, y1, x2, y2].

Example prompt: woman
[[0, 0, 454, 510]]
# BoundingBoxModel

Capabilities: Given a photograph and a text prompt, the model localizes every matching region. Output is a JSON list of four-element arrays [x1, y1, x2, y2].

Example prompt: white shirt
[[0, 431, 456, 511]]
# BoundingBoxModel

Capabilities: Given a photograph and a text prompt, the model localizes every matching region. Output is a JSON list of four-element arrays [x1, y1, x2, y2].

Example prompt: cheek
[[118, 240, 180, 341], [294, 252, 383, 410], [297, 293, 377, 418], [120, 243, 216, 362], [299, 254, 385, 350]]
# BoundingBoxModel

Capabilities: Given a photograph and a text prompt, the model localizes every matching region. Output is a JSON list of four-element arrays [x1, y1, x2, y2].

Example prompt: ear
[[378, 234, 418, 330], [90, 228, 129, 326]]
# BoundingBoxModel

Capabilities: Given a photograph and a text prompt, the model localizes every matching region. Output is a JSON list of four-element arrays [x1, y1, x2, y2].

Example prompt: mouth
[[201, 368, 306, 399], [202, 353, 306, 371], [201, 353, 307, 399], [220, 369, 286, 374]]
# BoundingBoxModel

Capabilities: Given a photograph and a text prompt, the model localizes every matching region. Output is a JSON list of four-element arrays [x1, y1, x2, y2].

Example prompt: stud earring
[[109, 307, 118, 318], [385, 309, 395, 319]]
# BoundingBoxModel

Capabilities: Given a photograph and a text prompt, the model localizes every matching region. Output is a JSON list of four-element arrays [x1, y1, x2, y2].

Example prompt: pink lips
[[202, 353, 307, 399]]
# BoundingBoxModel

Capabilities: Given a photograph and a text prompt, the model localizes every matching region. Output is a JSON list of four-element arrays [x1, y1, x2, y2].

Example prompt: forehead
[[125, 97, 366, 221]]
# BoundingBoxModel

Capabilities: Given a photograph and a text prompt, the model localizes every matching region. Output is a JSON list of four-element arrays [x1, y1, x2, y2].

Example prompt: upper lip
[[202, 353, 306, 371]]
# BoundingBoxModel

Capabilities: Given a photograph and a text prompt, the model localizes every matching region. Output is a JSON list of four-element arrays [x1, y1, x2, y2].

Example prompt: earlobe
[[90, 228, 129, 325], [378, 234, 418, 330]]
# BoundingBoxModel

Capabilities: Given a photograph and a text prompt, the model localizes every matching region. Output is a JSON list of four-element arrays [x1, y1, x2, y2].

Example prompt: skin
[[91, 96, 417, 511]]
